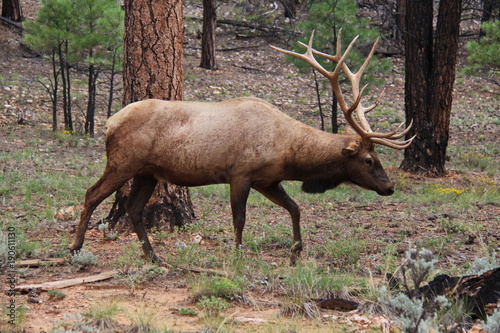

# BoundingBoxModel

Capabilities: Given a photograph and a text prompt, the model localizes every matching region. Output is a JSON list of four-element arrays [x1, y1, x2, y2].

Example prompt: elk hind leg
[[254, 183, 301, 265], [125, 175, 159, 262], [71, 168, 134, 253]]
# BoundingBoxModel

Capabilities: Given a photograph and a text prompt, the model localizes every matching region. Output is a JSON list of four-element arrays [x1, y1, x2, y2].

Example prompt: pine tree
[[24, 0, 123, 134]]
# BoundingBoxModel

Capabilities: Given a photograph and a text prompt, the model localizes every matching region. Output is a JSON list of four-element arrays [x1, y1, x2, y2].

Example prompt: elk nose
[[387, 187, 395, 196]]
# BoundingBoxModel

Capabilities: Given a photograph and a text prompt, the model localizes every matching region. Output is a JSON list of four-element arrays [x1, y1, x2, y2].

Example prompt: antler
[[271, 30, 414, 149]]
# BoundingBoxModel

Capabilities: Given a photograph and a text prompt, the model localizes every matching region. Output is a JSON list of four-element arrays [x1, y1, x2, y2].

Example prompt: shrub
[[47, 290, 67, 300], [197, 296, 230, 317], [70, 249, 98, 269], [192, 275, 246, 301], [466, 252, 499, 275], [484, 310, 500, 333]]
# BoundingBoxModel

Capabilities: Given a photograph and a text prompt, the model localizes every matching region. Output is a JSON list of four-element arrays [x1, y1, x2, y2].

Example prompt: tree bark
[[400, 0, 462, 177], [107, 0, 195, 233], [200, 0, 217, 70], [1, 0, 22, 22]]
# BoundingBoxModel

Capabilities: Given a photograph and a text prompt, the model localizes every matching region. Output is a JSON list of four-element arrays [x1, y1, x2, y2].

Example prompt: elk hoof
[[68, 243, 80, 255], [290, 242, 303, 266]]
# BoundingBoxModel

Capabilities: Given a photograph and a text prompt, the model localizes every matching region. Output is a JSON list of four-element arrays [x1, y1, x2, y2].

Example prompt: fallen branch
[[17, 258, 66, 267], [177, 264, 228, 277], [0, 16, 24, 34], [392, 267, 500, 318], [14, 270, 117, 293]]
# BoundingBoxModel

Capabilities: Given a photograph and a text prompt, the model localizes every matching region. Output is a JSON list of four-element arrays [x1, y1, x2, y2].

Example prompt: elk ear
[[342, 140, 359, 156]]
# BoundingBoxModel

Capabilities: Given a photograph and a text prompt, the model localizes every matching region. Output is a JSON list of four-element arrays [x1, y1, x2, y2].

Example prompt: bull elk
[[70, 31, 413, 264]]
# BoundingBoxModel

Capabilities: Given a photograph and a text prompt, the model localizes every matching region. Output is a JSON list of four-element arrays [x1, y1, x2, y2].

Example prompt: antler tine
[[271, 31, 333, 81], [306, 30, 378, 134], [372, 135, 416, 149], [272, 30, 414, 150]]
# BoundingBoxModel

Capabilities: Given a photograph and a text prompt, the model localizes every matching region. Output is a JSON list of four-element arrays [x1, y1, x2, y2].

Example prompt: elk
[[70, 31, 413, 264]]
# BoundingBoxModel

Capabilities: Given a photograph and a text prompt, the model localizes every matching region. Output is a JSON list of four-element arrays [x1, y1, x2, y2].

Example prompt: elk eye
[[365, 158, 373, 166]]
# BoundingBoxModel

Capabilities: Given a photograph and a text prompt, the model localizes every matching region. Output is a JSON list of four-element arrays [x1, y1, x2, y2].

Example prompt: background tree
[[479, 0, 500, 37], [99, 4, 124, 118], [106, 0, 195, 234], [200, 0, 217, 70], [400, 0, 463, 176], [1, 0, 22, 22], [72, 0, 123, 136], [465, 19, 499, 86], [24, 0, 123, 134], [280, 0, 300, 18], [24, 0, 76, 132]]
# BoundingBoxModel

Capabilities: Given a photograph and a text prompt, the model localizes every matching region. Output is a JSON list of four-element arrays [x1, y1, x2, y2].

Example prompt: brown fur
[[70, 97, 394, 263]]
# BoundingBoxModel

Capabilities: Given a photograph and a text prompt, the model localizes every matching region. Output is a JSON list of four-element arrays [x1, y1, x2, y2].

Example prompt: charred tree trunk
[[400, 0, 462, 177], [107, 0, 195, 232], [200, 0, 217, 70], [402, 267, 500, 320], [1, 0, 22, 22]]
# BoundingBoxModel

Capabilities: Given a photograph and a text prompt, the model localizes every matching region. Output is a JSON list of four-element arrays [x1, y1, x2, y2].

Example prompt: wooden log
[[17, 258, 66, 267], [408, 267, 500, 318], [14, 270, 117, 293]]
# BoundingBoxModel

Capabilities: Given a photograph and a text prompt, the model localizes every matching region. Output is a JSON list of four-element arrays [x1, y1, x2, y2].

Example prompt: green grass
[[0, 129, 106, 259], [1, 125, 498, 331]]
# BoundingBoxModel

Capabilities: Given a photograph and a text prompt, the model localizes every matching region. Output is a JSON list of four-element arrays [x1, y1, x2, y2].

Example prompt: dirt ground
[[1, 1, 499, 332]]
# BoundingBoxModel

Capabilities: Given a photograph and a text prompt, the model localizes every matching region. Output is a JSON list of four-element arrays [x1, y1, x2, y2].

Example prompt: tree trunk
[[58, 41, 72, 132], [1, 0, 22, 22], [84, 63, 96, 136], [427, 0, 462, 174], [106, 49, 118, 118], [395, 0, 405, 41], [50, 52, 58, 131], [200, 0, 217, 70], [400, 0, 462, 177], [283, 0, 298, 19], [107, 0, 195, 232]]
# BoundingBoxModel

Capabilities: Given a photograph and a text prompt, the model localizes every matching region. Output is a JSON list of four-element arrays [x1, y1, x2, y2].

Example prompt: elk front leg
[[230, 178, 251, 249], [125, 175, 160, 262], [254, 182, 302, 265]]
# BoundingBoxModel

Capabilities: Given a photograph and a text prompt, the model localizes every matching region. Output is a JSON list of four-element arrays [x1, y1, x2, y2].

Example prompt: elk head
[[272, 30, 414, 196]]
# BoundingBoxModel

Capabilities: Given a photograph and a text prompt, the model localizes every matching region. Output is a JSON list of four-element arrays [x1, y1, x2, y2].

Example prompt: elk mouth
[[350, 180, 395, 196], [377, 187, 394, 196]]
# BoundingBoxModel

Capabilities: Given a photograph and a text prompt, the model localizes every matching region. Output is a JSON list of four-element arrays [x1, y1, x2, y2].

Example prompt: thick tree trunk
[[1, 0, 22, 22], [200, 0, 217, 70], [427, 0, 462, 174], [400, 0, 462, 177], [107, 0, 195, 232]]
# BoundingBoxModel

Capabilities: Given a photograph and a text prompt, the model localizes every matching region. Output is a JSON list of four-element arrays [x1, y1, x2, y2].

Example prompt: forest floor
[[1, 1, 499, 332]]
